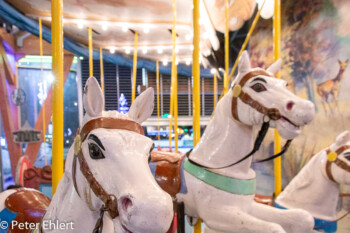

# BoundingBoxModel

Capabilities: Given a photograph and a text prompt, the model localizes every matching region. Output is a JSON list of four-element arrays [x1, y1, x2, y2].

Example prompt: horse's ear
[[83, 77, 104, 117], [335, 131, 350, 147], [128, 87, 154, 124], [238, 51, 251, 74], [267, 59, 282, 75]]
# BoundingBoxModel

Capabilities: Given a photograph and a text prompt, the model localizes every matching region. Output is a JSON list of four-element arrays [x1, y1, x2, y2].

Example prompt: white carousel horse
[[276, 131, 350, 233], [176, 51, 316, 233], [0, 77, 173, 233]]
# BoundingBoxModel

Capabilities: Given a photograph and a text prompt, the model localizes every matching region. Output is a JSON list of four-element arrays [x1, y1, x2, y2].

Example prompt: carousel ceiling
[[5, 0, 256, 65]]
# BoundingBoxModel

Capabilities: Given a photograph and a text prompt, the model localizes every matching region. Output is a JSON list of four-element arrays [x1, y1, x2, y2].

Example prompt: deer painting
[[316, 59, 349, 113]]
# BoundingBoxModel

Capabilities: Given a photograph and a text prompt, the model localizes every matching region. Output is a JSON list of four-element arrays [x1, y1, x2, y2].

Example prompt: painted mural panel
[[250, 2, 350, 231], [251, 0, 349, 180]]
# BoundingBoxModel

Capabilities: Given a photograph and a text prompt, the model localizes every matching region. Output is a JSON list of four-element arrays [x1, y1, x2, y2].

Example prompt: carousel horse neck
[[276, 149, 340, 221], [72, 117, 144, 232], [188, 92, 255, 179]]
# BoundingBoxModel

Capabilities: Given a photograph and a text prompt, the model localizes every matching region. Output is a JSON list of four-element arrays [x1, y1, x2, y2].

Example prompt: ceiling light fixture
[[142, 48, 148, 54], [77, 22, 84, 29], [102, 23, 108, 31], [185, 34, 192, 41]]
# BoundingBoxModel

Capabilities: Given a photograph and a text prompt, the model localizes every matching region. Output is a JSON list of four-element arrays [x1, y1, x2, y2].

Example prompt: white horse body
[[276, 131, 350, 232], [177, 51, 316, 233]]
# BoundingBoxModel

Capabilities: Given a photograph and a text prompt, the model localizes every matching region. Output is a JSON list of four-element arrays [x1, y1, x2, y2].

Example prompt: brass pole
[[131, 32, 138, 103], [273, 0, 282, 196], [39, 18, 47, 166], [51, 0, 64, 194]]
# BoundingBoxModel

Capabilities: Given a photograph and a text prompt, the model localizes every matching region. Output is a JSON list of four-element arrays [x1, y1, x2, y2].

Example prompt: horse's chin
[[272, 117, 302, 140], [114, 217, 133, 233]]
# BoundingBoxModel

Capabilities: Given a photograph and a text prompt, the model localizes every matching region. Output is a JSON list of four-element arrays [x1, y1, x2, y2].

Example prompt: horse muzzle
[[117, 192, 173, 233]]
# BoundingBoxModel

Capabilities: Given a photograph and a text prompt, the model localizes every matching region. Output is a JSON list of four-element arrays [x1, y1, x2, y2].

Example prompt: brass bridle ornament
[[72, 117, 144, 233]]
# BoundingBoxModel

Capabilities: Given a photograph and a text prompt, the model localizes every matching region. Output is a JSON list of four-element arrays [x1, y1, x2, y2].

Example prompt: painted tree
[[282, 0, 337, 105]]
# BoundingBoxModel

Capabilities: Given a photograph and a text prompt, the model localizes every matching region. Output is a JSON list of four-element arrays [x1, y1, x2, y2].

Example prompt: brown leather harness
[[325, 145, 350, 183], [231, 69, 282, 122], [72, 117, 144, 232], [188, 69, 292, 169]]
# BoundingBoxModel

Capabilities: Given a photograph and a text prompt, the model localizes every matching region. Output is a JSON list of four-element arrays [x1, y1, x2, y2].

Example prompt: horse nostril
[[286, 101, 295, 111], [120, 196, 133, 212]]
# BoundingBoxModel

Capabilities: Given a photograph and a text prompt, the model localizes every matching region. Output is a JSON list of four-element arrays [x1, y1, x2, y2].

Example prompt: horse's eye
[[251, 83, 267, 92], [344, 152, 350, 161], [88, 143, 105, 160]]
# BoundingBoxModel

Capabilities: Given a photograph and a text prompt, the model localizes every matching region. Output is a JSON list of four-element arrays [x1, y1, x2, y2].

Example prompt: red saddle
[[5, 188, 50, 233]]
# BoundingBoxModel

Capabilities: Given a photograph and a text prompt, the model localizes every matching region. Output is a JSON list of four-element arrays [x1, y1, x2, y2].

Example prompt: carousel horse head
[[74, 77, 173, 232], [229, 51, 315, 140], [324, 131, 350, 185]]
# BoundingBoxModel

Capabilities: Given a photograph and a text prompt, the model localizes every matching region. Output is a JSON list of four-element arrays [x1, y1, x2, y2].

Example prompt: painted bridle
[[231, 69, 282, 122], [72, 117, 144, 233], [189, 69, 292, 169], [325, 145, 350, 183]]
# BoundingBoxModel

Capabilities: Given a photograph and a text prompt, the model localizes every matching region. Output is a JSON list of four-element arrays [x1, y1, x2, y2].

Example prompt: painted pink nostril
[[286, 101, 295, 111], [121, 197, 133, 212]]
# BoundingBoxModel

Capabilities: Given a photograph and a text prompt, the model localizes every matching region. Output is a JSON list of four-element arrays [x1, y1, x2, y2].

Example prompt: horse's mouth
[[281, 116, 300, 129], [115, 217, 133, 233], [121, 224, 132, 233]]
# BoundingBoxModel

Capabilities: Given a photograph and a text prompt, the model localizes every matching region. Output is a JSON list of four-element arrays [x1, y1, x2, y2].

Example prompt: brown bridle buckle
[[267, 108, 281, 121]]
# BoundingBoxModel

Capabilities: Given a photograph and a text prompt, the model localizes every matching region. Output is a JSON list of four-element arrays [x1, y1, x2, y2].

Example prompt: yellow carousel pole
[[169, 0, 177, 150], [131, 32, 138, 103], [156, 60, 161, 141], [169, 77, 173, 149], [273, 0, 282, 196], [100, 47, 104, 94], [174, 64, 178, 152], [192, 0, 201, 147], [193, 0, 202, 231], [213, 72, 217, 109], [51, 0, 64, 194], [39, 18, 47, 166], [223, 0, 229, 94], [88, 27, 93, 77], [172, 0, 178, 152]]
